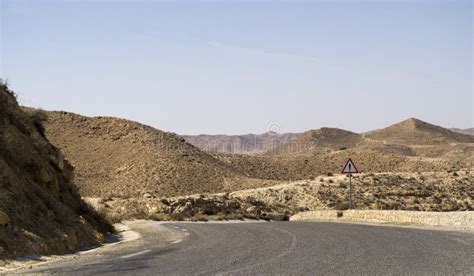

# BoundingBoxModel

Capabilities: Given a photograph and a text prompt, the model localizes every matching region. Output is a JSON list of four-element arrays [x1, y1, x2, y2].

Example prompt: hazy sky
[[0, 0, 472, 135]]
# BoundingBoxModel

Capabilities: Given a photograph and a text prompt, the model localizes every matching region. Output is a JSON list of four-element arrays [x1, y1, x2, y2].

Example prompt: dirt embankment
[[0, 84, 113, 259]]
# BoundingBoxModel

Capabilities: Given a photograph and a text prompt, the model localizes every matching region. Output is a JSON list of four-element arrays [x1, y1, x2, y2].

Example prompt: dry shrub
[[149, 213, 169, 221], [26, 109, 48, 137], [190, 214, 209, 222]]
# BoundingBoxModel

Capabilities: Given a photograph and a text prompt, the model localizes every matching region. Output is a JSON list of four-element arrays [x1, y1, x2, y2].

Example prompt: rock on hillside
[[0, 84, 112, 259], [42, 111, 275, 199], [367, 118, 474, 145], [182, 132, 298, 154]]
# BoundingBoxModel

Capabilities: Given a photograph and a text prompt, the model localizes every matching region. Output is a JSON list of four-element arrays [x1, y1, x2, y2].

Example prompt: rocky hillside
[[182, 132, 298, 154], [41, 111, 276, 199], [367, 118, 474, 145], [0, 84, 112, 259]]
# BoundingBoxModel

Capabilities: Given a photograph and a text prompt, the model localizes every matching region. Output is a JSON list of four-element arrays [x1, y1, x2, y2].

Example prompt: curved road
[[19, 221, 474, 275]]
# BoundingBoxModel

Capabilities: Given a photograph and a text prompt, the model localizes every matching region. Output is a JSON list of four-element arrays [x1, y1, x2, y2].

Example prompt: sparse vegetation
[[0, 80, 16, 99], [81, 170, 473, 225]]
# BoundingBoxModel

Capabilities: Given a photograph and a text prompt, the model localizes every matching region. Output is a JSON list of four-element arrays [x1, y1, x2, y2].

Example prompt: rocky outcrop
[[0, 83, 112, 258]]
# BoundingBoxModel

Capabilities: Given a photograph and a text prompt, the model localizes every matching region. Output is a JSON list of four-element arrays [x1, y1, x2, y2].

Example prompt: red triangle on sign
[[342, 158, 359, 174]]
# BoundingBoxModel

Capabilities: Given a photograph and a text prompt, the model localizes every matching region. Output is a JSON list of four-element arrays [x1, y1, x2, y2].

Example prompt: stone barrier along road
[[290, 210, 474, 230]]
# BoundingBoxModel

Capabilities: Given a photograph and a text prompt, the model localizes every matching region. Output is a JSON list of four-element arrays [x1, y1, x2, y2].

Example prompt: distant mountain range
[[183, 118, 474, 154], [181, 132, 299, 154]]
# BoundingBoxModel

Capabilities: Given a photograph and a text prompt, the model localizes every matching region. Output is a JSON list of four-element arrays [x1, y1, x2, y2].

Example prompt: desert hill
[[41, 111, 275, 199], [210, 119, 473, 181], [182, 132, 298, 154], [268, 118, 474, 158], [451, 128, 474, 136], [0, 84, 111, 258], [366, 118, 474, 145], [268, 128, 363, 155]]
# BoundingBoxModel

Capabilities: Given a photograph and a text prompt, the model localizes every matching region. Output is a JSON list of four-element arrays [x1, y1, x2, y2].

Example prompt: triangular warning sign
[[342, 158, 359, 174]]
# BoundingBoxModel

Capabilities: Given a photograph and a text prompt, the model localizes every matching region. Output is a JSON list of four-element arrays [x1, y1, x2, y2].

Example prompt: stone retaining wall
[[290, 210, 474, 230]]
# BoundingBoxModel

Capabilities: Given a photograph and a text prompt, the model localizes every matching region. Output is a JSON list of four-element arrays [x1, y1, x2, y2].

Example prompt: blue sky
[[0, 0, 472, 134]]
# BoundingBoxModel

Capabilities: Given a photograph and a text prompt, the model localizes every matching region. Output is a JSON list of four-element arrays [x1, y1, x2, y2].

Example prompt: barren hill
[[268, 128, 363, 155], [212, 120, 473, 181], [367, 118, 474, 145], [42, 111, 274, 199], [0, 84, 111, 258], [182, 132, 298, 154]]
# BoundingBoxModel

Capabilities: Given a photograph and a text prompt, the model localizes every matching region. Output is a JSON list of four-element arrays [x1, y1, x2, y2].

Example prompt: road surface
[[16, 221, 474, 275]]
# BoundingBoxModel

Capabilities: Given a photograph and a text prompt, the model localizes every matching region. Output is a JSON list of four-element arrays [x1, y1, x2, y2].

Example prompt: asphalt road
[[18, 221, 474, 275]]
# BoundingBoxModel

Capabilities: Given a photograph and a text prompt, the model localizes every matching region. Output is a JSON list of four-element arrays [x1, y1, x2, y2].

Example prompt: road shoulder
[[1, 220, 184, 274]]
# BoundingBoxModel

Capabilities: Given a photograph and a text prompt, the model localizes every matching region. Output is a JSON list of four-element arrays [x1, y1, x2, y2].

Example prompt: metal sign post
[[342, 158, 359, 210], [349, 173, 352, 210]]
